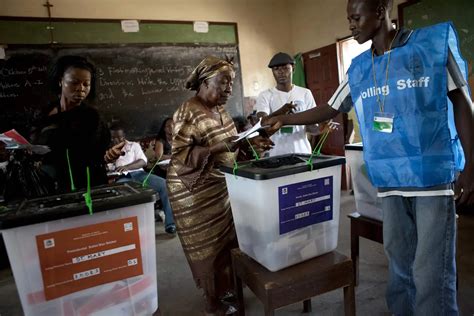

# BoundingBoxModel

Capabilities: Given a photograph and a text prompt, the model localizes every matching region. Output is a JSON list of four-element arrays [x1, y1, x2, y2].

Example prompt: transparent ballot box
[[0, 182, 158, 316], [221, 154, 345, 272], [345, 143, 383, 221]]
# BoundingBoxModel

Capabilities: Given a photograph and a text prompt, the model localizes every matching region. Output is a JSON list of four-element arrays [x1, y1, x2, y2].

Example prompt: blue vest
[[347, 22, 467, 188]]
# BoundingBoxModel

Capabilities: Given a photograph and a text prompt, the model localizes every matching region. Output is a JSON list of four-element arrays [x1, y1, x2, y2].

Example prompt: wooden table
[[231, 249, 355, 316]]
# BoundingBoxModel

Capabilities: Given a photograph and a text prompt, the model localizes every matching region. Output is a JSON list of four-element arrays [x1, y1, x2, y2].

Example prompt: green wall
[[0, 18, 237, 45]]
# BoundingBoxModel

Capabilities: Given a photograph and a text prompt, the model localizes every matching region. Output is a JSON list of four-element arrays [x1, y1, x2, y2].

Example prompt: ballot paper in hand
[[0, 129, 50, 154], [157, 159, 171, 166], [233, 119, 269, 142]]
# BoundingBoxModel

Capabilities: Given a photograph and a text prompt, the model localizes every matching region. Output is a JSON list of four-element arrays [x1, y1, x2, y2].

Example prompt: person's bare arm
[[449, 87, 474, 206], [264, 103, 340, 133], [116, 159, 146, 173], [154, 140, 172, 161], [257, 102, 297, 120]]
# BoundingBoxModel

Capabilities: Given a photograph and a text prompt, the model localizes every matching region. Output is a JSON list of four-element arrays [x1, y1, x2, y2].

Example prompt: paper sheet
[[233, 119, 268, 142], [0, 129, 50, 154], [157, 159, 170, 166]]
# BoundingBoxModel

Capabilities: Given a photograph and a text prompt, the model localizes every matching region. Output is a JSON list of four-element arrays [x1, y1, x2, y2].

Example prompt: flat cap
[[268, 52, 295, 68]]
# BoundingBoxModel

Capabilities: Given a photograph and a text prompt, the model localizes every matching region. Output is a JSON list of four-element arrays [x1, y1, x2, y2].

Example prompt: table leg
[[303, 299, 312, 313], [264, 305, 275, 316], [350, 219, 360, 286], [234, 274, 245, 316], [343, 284, 356, 316]]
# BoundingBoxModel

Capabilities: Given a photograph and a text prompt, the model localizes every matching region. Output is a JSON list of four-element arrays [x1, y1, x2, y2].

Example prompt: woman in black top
[[35, 55, 121, 192]]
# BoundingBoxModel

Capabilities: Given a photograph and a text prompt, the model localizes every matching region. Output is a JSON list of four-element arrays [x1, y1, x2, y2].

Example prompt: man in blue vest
[[264, 0, 474, 314]]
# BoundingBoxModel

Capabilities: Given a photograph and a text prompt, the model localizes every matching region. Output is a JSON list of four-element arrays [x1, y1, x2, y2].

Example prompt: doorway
[[337, 37, 371, 144]]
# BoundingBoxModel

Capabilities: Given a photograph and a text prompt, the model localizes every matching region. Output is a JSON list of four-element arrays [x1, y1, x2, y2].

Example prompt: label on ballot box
[[278, 176, 333, 234], [36, 216, 143, 300]]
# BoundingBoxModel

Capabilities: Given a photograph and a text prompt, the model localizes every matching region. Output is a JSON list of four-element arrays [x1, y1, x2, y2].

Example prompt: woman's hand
[[210, 136, 239, 154], [247, 136, 274, 154]]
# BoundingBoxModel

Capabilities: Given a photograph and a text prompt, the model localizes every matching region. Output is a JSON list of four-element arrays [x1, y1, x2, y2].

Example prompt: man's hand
[[273, 102, 297, 116], [261, 116, 283, 136], [320, 120, 340, 132], [455, 164, 474, 207], [104, 141, 125, 163], [115, 165, 129, 173]]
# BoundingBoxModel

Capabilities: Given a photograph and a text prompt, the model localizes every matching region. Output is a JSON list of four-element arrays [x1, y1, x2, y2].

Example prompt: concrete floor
[[0, 192, 473, 315]]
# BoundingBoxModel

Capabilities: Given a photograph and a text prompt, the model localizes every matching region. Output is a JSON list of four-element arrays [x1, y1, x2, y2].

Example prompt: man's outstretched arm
[[264, 103, 340, 131]]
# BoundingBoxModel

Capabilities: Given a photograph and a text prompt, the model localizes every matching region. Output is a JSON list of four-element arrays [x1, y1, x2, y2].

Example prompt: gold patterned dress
[[166, 96, 239, 309]]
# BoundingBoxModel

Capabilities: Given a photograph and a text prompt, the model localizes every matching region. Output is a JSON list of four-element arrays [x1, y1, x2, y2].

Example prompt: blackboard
[[399, 0, 474, 93], [0, 45, 244, 139]]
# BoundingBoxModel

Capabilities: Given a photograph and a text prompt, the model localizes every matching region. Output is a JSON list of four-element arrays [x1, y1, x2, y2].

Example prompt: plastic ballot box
[[221, 154, 345, 272], [0, 182, 158, 316], [345, 143, 383, 221]]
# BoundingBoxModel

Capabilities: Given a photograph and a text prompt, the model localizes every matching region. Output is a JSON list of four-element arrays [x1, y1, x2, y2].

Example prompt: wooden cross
[[43, 1, 56, 44]]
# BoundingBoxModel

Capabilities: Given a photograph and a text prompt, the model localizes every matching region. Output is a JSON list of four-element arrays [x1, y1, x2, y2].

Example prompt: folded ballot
[[233, 118, 269, 142]]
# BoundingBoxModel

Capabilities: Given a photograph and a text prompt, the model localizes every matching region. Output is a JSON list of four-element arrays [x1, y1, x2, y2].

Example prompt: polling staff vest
[[347, 22, 467, 188]]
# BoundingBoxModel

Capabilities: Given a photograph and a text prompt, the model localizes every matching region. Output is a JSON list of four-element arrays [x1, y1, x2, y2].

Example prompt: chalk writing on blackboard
[[0, 46, 243, 139]]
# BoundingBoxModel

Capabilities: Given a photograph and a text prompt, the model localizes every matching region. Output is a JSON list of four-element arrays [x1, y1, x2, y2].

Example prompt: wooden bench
[[231, 248, 355, 316]]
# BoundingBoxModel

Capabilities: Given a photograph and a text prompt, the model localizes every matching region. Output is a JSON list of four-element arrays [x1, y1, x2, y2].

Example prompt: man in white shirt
[[108, 124, 176, 234], [256, 52, 317, 156]]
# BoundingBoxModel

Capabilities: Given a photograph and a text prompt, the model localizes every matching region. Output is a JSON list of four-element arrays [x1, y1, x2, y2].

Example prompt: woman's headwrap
[[185, 56, 234, 91]]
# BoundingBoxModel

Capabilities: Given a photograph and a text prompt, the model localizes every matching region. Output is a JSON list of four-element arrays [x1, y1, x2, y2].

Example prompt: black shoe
[[224, 305, 237, 315], [220, 292, 238, 315], [165, 224, 176, 234], [220, 291, 236, 305]]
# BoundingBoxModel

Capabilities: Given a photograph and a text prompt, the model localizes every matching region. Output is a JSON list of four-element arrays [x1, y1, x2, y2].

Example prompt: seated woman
[[152, 117, 173, 178], [33, 55, 122, 192], [166, 56, 273, 315], [107, 123, 176, 235]]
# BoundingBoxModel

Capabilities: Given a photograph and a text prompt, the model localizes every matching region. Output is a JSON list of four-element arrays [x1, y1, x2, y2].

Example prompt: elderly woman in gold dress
[[166, 56, 272, 315]]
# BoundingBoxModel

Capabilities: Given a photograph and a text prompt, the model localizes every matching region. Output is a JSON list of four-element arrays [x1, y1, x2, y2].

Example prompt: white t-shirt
[[108, 141, 147, 174], [256, 85, 317, 156]]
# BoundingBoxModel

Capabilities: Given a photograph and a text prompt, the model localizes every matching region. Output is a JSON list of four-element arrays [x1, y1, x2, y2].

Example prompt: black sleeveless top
[[36, 103, 111, 192]]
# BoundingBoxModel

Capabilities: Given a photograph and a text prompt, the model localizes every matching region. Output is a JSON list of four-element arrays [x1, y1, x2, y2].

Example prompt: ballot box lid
[[220, 153, 345, 180], [0, 182, 156, 229]]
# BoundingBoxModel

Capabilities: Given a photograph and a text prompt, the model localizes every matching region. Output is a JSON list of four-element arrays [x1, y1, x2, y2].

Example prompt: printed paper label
[[279, 176, 333, 234], [36, 216, 143, 300]]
